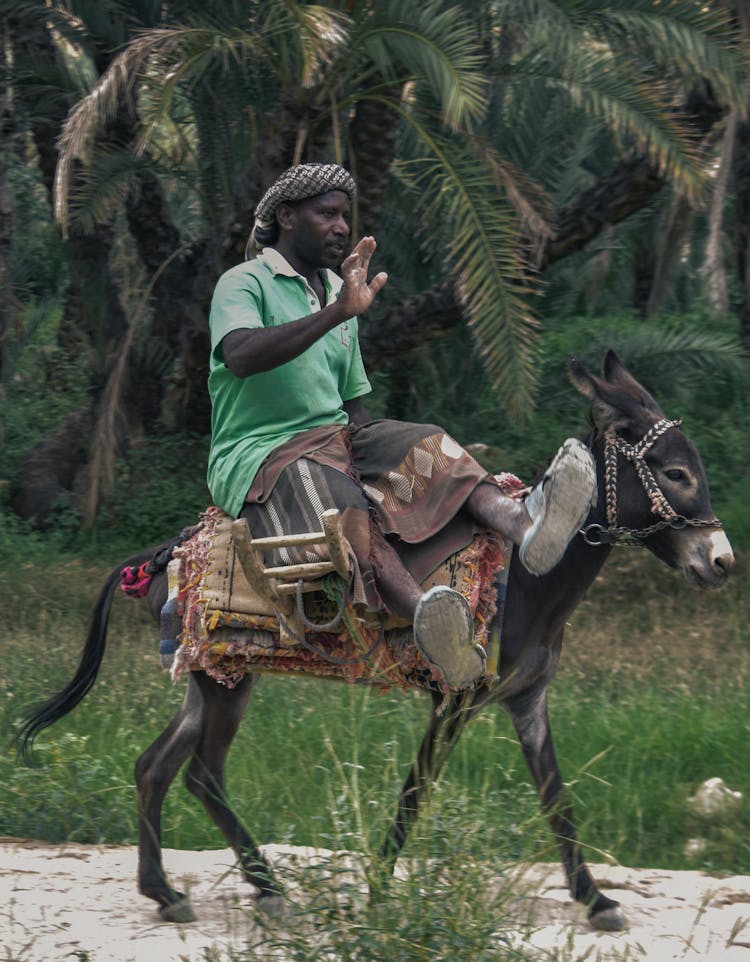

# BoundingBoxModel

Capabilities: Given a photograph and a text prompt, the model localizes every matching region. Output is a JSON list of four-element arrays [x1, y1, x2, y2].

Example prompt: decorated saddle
[[127, 474, 525, 697]]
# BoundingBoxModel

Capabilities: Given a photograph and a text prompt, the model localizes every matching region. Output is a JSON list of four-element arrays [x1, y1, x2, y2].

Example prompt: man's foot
[[518, 438, 597, 576], [413, 585, 486, 688]]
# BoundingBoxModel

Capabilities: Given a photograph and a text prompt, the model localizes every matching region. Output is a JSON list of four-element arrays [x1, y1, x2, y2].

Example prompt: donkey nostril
[[713, 552, 735, 575]]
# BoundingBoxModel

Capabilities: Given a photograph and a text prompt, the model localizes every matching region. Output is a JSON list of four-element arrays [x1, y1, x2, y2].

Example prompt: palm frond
[[389, 105, 542, 417], [611, 325, 746, 389], [54, 40, 147, 232], [544, 320, 746, 402], [54, 20, 266, 231], [508, 45, 706, 200], [354, 0, 487, 131], [560, 321, 746, 412], [474, 140, 556, 252], [584, 1, 749, 108], [6, 0, 90, 48], [486, 0, 748, 205], [502, 0, 747, 104], [266, 1, 351, 88], [66, 148, 146, 234]]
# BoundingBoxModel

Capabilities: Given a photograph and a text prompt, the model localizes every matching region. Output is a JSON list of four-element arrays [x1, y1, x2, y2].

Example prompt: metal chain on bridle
[[581, 418, 723, 547]]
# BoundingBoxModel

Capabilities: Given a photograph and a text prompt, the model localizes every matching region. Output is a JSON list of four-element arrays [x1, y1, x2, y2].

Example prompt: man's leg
[[348, 423, 595, 684], [369, 438, 597, 689], [369, 528, 486, 690], [465, 482, 530, 543], [465, 439, 596, 576], [371, 544, 422, 621]]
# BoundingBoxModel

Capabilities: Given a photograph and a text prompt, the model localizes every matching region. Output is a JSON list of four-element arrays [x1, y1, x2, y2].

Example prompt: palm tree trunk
[[348, 86, 402, 237], [7, 11, 133, 520], [0, 30, 22, 389], [646, 194, 694, 317], [702, 113, 736, 315], [731, 1, 750, 349]]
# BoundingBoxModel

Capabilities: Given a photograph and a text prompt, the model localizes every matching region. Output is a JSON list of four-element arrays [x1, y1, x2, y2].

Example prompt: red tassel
[[120, 561, 153, 598]]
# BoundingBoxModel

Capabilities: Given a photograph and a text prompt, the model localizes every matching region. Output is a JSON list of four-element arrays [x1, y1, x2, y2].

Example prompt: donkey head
[[569, 350, 734, 588]]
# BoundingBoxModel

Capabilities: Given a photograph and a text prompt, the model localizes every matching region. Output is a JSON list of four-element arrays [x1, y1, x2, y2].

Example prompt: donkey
[[16, 351, 734, 930]]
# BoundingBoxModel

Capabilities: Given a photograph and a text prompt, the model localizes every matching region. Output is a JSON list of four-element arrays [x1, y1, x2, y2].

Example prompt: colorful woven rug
[[170, 474, 525, 694]]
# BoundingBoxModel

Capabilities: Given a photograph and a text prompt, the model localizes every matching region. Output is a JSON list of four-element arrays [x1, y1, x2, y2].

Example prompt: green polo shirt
[[207, 248, 372, 517]]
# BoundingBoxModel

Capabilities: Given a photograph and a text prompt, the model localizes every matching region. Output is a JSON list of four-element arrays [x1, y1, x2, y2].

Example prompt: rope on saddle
[[274, 574, 386, 666], [295, 574, 348, 632]]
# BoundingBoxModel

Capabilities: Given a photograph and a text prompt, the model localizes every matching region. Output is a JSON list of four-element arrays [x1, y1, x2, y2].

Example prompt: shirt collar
[[258, 247, 343, 293]]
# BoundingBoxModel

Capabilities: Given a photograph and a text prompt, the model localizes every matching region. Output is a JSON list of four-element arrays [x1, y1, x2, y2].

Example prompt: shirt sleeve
[[208, 267, 265, 355]]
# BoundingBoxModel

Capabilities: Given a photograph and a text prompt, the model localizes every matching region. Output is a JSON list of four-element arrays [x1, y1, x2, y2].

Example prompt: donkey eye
[[665, 468, 686, 482]]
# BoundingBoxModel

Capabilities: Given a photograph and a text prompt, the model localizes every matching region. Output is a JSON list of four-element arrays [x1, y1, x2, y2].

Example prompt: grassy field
[[1, 539, 748, 883]]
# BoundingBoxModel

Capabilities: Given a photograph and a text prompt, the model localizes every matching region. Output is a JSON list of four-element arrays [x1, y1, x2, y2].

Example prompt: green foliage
[[84, 433, 212, 556], [249, 849, 544, 962], [0, 305, 90, 484], [0, 431, 211, 559], [5, 159, 67, 302]]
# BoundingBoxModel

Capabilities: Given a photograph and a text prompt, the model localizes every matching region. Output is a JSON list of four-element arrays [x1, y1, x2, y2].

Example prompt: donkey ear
[[568, 356, 599, 403], [568, 353, 659, 432], [601, 350, 664, 416], [568, 356, 629, 429]]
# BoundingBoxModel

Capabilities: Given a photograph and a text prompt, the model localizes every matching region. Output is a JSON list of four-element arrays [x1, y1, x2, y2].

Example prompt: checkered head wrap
[[247, 163, 356, 257]]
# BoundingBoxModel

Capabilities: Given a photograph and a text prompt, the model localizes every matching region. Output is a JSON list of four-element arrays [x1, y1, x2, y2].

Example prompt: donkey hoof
[[589, 904, 627, 932], [160, 897, 196, 923], [256, 894, 288, 920]]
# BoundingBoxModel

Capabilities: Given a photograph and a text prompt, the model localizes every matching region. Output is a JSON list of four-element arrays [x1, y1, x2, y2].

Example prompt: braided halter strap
[[604, 418, 682, 527], [583, 416, 725, 546]]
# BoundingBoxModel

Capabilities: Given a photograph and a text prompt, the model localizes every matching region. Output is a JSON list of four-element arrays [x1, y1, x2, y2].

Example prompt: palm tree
[[5, 0, 748, 524]]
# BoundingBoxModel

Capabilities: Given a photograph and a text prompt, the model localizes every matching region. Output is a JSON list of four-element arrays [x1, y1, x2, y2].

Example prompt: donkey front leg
[[504, 684, 626, 931], [378, 691, 475, 881]]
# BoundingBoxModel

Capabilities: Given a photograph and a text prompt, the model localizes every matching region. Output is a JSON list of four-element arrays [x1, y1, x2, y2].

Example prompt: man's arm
[[221, 302, 346, 377], [222, 236, 387, 378]]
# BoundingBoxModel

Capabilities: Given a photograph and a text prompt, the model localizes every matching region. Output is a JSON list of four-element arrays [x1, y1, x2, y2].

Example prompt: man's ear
[[276, 202, 297, 231]]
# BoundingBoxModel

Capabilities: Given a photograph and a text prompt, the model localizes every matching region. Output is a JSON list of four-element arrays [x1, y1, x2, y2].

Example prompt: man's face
[[281, 190, 351, 271]]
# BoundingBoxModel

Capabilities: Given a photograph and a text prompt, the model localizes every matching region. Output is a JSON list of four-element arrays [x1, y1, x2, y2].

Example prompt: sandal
[[519, 438, 597, 576], [413, 585, 486, 689]]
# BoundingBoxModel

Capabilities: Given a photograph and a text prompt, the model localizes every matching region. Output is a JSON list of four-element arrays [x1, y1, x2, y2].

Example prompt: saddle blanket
[[169, 474, 525, 693]]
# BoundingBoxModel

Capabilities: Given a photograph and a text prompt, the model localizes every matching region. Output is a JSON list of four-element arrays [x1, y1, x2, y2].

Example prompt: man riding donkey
[[207, 163, 596, 689]]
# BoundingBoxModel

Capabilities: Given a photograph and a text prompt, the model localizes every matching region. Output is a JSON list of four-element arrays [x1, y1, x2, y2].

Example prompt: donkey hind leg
[[504, 685, 626, 932], [184, 671, 284, 914], [135, 673, 205, 922], [377, 690, 476, 884]]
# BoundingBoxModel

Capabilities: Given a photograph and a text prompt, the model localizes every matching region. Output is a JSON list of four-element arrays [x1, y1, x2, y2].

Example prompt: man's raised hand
[[339, 236, 388, 317]]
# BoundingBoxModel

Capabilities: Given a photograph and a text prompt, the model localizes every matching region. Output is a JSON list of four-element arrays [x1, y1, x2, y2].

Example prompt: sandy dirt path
[[2, 840, 750, 961]]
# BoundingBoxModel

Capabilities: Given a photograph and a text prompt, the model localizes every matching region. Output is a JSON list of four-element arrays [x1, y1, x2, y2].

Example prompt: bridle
[[581, 418, 724, 547]]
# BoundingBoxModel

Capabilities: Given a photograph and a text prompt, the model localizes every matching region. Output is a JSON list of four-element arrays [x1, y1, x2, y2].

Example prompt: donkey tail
[[15, 547, 158, 762]]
